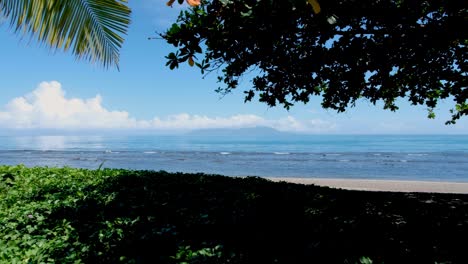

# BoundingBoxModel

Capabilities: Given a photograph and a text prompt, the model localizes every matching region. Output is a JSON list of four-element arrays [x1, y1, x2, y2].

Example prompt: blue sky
[[0, 0, 466, 134]]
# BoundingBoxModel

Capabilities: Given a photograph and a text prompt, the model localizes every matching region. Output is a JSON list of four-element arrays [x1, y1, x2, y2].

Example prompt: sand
[[267, 177, 468, 194]]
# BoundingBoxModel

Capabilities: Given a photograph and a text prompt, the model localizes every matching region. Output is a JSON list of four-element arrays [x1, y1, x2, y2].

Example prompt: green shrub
[[1, 165, 467, 263]]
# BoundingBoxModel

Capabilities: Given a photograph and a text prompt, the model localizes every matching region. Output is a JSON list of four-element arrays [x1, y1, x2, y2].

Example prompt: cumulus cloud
[[0, 81, 336, 133], [148, 114, 335, 133], [0, 81, 140, 129]]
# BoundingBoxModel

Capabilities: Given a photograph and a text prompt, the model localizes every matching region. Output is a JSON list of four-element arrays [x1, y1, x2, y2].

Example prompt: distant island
[[187, 126, 295, 137]]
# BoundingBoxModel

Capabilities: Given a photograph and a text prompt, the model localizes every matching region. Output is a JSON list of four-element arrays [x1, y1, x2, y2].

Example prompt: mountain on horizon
[[187, 126, 294, 137]]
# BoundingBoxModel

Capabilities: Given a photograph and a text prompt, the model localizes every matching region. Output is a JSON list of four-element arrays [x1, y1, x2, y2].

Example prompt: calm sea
[[0, 134, 467, 182]]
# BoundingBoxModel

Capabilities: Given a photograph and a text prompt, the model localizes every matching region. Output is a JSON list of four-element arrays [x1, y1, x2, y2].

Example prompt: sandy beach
[[267, 178, 468, 194]]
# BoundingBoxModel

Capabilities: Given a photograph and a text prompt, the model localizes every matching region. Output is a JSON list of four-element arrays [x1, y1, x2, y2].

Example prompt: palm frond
[[0, 0, 131, 68]]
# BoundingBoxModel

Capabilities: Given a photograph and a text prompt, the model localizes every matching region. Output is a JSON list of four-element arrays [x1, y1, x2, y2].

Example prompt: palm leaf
[[0, 0, 131, 68]]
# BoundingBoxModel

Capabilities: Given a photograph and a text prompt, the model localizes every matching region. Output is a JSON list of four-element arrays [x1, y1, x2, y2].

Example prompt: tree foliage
[[163, 0, 467, 123], [0, 0, 131, 68]]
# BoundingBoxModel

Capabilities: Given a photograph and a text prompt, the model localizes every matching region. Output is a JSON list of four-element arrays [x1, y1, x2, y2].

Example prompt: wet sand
[[267, 178, 468, 194]]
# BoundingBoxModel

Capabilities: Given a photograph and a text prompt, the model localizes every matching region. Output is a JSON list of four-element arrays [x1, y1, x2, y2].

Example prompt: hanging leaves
[[307, 0, 321, 14], [162, 0, 467, 124]]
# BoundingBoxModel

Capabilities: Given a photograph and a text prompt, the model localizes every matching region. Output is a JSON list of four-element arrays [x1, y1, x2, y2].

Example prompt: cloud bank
[[0, 81, 336, 133]]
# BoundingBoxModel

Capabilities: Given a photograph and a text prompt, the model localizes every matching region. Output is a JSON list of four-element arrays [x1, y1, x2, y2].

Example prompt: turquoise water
[[0, 135, 467, 181]]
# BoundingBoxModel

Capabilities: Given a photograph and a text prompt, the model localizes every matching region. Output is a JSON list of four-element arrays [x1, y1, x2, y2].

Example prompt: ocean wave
[[273, 152, 290, 155], [105, 150, 119, 154], [72, 157, 100, 162], [325, 153, 342, 156], [219, 152, 231, 155], [400, 160, 408, 162], [339, 159, 350, 162], [144, 151, 157, 154], [407, 153, 429, 156]]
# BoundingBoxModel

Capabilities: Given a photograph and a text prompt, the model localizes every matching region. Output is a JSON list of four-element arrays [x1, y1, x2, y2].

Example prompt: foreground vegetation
[[1, 165, 467, 263]]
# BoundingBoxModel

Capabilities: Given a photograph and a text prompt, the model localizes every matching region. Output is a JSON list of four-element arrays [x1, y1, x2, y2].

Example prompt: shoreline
[[266, 177, 468, 194]]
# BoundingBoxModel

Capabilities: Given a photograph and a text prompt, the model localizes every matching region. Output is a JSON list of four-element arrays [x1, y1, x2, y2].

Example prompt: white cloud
[[0, 81, 141, 129], [147, 114, 335, 133], [0, 81, 336, 133]]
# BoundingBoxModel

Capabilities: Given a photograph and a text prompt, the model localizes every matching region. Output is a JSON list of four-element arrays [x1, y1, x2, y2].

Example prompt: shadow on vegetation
[[2, 166, 468, 263]]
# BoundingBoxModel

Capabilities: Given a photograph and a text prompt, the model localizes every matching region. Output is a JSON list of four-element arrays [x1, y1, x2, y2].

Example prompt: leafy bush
[[1, 165, 467, 263]]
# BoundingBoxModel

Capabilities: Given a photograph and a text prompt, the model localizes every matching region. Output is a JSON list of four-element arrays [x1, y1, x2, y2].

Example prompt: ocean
[[0, 134, 467, 182]]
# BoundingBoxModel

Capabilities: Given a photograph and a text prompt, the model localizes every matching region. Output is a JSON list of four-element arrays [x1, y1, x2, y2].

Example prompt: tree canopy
[[0, 0, 131, 68], [162, 0, 467, 123]]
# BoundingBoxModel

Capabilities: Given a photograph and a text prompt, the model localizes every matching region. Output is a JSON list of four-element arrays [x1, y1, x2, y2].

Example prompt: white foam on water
[[144, 151, 157, 154], [220, 152, 231, 155], [273, 152, 290, 155], [400, 160, 408, 162]]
